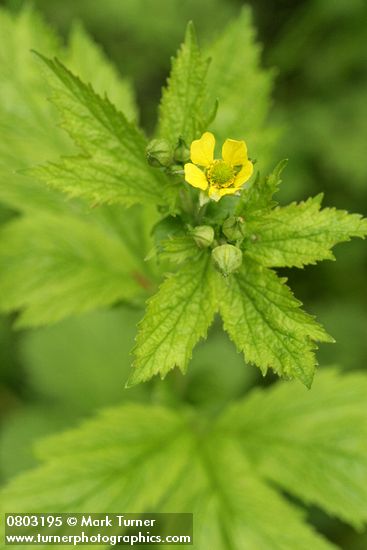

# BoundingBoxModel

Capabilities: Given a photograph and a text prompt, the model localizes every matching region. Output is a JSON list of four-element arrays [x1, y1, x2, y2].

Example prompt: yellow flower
[[184, 132, 253, 201]]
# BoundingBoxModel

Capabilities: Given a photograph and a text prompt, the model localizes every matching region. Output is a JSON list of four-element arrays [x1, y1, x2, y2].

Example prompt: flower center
[[207, 160, 235, 188]]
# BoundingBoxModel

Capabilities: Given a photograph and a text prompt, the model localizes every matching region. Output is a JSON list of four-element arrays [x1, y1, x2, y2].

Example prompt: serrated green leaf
[[128, 254, 216, 386], [0, 8, 163, 328], [205, 7, 277, 167], [219, 368, 367, 529], [216, 258, 332, 386], [0, 214, 147, 327], [31, 55, 176, 208], [0, 6, 144, 216], [66, 22, 138, 121], [244, 194, 367, 268], [0, 411, 335, 550], [157, 22, 211, 146]]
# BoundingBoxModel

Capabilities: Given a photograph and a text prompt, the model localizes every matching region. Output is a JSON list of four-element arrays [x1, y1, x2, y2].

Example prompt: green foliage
[[0, 6, 70, 213], [32, 0, 239, 128], [244, 194, 367, 268], [0, 5, 366, 388], [157, 10, 276, 169], [1, 5, 367, 547], [0, 311, 257, 482], [205, 7, 276, 167], [1, 306, 147, 481], [0, 6, 141, 213], [216, 259, 332, 387], [219, 368, 367, 528], [159, 235, 202, 264], [4, 369, 367, 549], [0, 213, 145, 326], [157, 22, 211, 147], [0, 6, 162, 327], [31, 55, 175, 208], [129, 255, 216, 386], [129, 154, 366, 386]]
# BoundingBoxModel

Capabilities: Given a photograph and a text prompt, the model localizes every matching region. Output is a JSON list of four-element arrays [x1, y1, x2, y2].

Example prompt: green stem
[[197, 202, 209, 224]]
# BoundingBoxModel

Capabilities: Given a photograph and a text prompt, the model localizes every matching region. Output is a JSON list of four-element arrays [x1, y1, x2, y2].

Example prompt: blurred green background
[[0, 0, 366, 548]]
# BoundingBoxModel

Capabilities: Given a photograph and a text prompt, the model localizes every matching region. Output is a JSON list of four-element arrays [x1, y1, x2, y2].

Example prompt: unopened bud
[[173, 138, 190, 164], [192, 225, 214, 248], [212, 244, 242, 276], [222, 216, 246, 241], [146, 139, 172, 167]]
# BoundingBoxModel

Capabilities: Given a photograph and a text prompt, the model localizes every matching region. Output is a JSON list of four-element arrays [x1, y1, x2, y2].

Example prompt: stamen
[[207, 160, 235, 188]]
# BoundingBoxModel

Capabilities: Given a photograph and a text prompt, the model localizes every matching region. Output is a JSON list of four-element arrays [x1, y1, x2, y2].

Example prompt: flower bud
[[212, 244, 242, 276], [191, 225, 214, 248], [173, 137, 190, 164], [146, 139, 172, 167], [222, 216, 246, 241]]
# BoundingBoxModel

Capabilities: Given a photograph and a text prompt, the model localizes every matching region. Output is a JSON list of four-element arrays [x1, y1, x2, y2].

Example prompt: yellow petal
[[234, 160, 253, 187], [208, 188, 221, 202], [190, 132, 215, 166], [184, 163, 208, 190], [222, 139, 248, 166], [208, 185, 238, 202]]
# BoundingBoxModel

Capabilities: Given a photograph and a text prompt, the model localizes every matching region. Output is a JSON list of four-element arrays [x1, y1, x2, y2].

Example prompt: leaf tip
[[185, 20, 198, 46], [125, 370, 140, 389]]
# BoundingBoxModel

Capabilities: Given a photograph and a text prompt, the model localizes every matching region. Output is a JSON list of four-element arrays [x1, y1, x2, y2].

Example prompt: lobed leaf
[[6, 370, 367, 548], [244, 194, 367, 268], [157, 22, 211, 146], [0, 6, 162, 327], [220, 368, 367, 529], [31, 55, 176, 208], [216, 258, 333, 387], [0, 7, 142, 214], [128, 254, 216, 386], [0, 438, 324, 550]]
